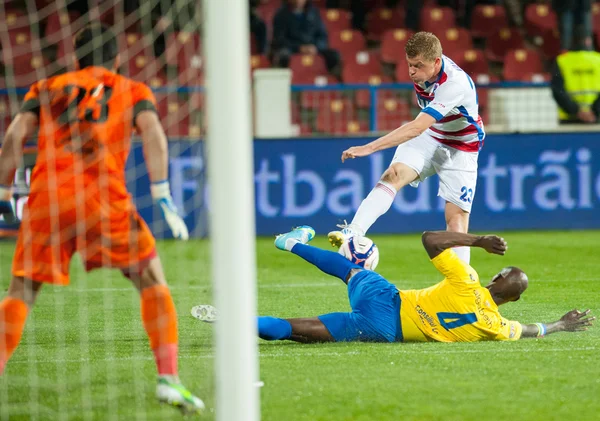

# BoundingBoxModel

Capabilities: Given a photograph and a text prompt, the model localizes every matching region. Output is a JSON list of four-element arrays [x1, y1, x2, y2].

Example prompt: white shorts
[[390, 131, 478, 212]]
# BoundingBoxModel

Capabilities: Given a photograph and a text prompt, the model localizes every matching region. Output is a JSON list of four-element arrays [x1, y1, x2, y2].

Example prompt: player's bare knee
[[135, 257, 167, 292], [381, 164, 417, 190], [381, 166, 403, 188]]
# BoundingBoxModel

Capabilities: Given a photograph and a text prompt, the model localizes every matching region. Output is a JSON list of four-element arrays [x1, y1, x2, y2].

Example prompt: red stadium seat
[[470, 5, 508, 39], [289, 54, 328, 81], [166, 31, 202, 71], [485, 27, 525, 62], [458, 49, 490, 79], [366, 8, 405, 42], [381, 29, 413, 64], [593, 3, 600, 33], [376, 97, 411, 131], [438, 28, 473, 59], [503, 49, 547, 82], [345, 73, 393, 109], [394, 55, 413, 83], [157, 98, 200, 138], [524, 4, 557, 37], [420, 7, 456, 36], [8, 54, 49, 87], [342, 51, 382, 82], [329, 30, 366, 63], [539, 29, 562, 59], [126, 51, 162, 82], [45, 11, 82, 41], [250, 55, 271, 73], [297, 75, 341, 110], [2, 8, 28, 31], [320, 9, 352, 33], [315, 98, 358, 133]]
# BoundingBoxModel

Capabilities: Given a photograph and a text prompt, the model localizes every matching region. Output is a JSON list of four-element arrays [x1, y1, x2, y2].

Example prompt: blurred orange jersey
[[22, 66, 156, 205], [13, 66, 158, 285]]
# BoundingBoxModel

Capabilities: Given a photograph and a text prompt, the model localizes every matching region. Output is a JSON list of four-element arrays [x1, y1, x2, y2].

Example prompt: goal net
[[0, 1, 210, 419]]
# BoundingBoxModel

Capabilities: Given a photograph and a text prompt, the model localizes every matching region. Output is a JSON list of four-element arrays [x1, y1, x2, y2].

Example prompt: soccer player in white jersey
[[328, 31, 484, 264]]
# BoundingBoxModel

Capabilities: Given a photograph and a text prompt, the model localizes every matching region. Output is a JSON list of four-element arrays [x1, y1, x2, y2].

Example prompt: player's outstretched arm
[[421, 231, 508, 259], [341, 113, 436, 162], [0, 112, 38, 216], [136, 110, 189, 240], [520, 309, 595, 338]]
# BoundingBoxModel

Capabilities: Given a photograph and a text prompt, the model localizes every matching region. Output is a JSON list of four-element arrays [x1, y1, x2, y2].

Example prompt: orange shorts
[[12, 191, 156, 285]]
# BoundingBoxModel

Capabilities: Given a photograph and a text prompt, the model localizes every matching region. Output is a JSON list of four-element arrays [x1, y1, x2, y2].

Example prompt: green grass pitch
[[0, 230, 599, 420]]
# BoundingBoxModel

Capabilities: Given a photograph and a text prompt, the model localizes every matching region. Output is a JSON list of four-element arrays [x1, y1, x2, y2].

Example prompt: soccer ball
[[339, 236, 380, 270]]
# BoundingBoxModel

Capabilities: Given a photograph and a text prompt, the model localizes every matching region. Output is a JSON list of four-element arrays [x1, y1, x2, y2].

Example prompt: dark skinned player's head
[[486, 266, 528, 305]]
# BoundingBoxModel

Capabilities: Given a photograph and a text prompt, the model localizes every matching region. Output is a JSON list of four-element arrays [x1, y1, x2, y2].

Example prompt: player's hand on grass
[[476, 235, 507, 255], [559, 309, 595, 332], [151, 180, 189, 241], [0, 184, 14, 220], [341, 145, 373, 162]]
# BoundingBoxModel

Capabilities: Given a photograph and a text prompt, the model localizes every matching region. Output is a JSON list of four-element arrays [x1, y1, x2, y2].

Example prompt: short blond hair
[[405, 32, 442, 62]]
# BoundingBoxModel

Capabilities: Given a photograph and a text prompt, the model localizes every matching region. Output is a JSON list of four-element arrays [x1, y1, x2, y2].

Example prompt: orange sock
[[140, 285, 179, 376], [0, 297, 28, 375]]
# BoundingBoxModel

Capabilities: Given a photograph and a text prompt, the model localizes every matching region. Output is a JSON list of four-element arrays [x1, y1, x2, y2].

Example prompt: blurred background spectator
[[551, 48, 600, 124], [250, 0, 268, 54], [552, 0, 594, 51], [272, 0, 341, 73]]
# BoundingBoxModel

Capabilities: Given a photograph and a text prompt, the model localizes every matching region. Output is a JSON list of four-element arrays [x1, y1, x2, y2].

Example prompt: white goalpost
[[204, 1, 260, 420]]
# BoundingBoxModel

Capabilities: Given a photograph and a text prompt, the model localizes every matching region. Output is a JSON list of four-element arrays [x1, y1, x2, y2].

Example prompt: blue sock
[[257, 316, 292, 340], [291, 243, 359, 282]]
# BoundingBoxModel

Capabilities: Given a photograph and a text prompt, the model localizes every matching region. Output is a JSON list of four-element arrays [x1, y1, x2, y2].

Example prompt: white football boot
[[327, 220, 360, 249], [156, 377, 205, 415]]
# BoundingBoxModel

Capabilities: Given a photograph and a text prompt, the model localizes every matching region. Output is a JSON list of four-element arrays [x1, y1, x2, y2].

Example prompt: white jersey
[[415, 55, 485, 152]]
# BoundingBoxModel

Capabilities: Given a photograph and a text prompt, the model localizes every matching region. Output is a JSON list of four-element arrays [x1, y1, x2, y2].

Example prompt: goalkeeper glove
[[151, 180, 189, 241], [0, 185, 14, 221]]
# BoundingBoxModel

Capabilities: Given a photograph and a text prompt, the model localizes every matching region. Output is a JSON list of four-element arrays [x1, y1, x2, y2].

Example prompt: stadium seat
[[485, 27, 525, 62], [320, 9, 352, 33], [346, 74, 394, 109], [381, 29, 413, 64], [394, 55, 413, 83], [376, 97, 411, 131], [8, 54, 49, 87], [289, 54, 328, 81], [458, 49, 490, 79], [539, 29, 562, 59], [45, 10, 82, 41], [296, 75, 341, 111], [342, 51, 382, 82], [593, 3, 600, 33], [524, 4, 557, 37], [2, 8, 28, 31], [503, 49, 548, 82], [470, 5, 508, 39], [420, 7, 456, 36], [250, 55, 271, 73], [366, 8, 405, 42], [126, 51, 161, 82], [438, 28, 473, 59], [315, 98, 358, 133], [157, 97, 201, 138], [329, 30, 366, 63], [166, 31, 202, 72]]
